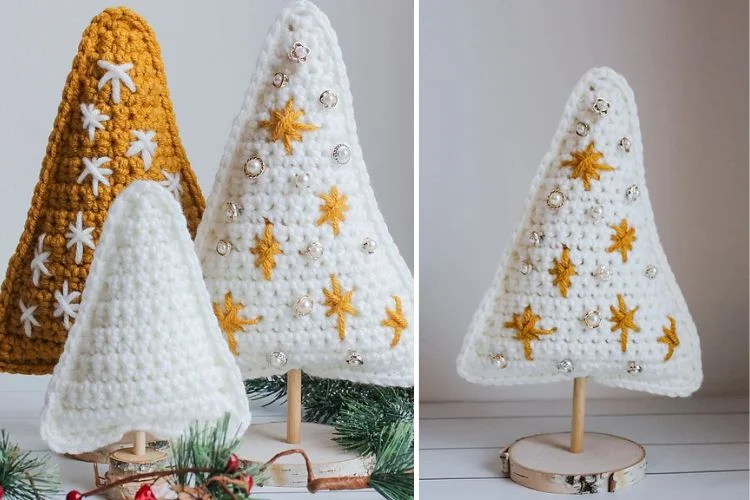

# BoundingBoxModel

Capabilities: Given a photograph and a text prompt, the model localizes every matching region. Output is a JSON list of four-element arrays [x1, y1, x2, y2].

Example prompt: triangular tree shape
[[0, 7, 205, 375], [40, 181, 250, 454], [195, 0, 413, 387], [457, 68, 702, 397]]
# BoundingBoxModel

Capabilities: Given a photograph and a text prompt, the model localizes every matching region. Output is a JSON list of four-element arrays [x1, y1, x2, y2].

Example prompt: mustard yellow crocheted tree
[[0, 7, 205, 375]]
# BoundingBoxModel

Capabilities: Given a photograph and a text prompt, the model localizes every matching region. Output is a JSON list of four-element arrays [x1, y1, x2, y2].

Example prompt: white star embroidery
[[80, 103, 110, 141], [160, 171, 182, 200], [126, 130, 157, 171], [65, 211, 95, 265], [53, 280, 80, 330], [18, 300, 40, 338], [30, 233, 52, 287], [97, 60, 136, 104], [78, 157, 113, 197]]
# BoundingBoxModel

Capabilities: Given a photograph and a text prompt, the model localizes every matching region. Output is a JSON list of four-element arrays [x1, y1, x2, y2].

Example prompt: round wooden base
[[65, 432, 169, 464], [502, 433, 646, 494], [237, 422, 375, 488], [104, 448, 171, 500]]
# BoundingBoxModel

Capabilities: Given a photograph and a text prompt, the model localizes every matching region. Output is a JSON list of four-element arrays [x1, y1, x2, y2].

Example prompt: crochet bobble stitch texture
[[40, 181, 250, 455], [457, 68, 702, 397], [195, 0, 414, 387], [0, 7, 205, 375]]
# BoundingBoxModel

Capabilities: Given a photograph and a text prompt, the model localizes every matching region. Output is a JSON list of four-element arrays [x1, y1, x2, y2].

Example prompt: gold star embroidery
[[258, 98, 319, 154], [609, 294, 640, 352], [250, 220, 283, 281], [561, 142, 615, 191], [382, 296, 408, 348], [503, 305, 557, 361], [548, 246, 577, 298], [213, 292, 261, 356], [316, 186, 349, 236], [607, 219, 636, 263], [658, 315, 680, 361], [322, 275, 356, 341]]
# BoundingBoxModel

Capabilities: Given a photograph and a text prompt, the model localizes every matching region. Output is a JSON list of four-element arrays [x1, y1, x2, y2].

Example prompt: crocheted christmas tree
[[457, 67, 702, 397], [0, 7, 205, 375], [40, 181, 250, 454], [195, 0, 413, 387]]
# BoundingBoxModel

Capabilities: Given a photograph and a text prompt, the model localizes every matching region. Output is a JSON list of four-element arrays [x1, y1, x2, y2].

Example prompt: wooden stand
[[102, 431, 170, 499], [287, 368, 302, 444], [500, 378, 647, 494], [66, 432, 168, 464]]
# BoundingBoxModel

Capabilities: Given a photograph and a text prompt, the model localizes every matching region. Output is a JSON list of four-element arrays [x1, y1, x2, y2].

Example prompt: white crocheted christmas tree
[[457, 67, 702, 397], [195, 0, 413, 388], [40, 181, 251, 454]]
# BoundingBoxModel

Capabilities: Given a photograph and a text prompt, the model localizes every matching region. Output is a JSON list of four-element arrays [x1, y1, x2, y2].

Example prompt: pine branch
[[369, 422, 414, 500], [0, 430, 60, 500]]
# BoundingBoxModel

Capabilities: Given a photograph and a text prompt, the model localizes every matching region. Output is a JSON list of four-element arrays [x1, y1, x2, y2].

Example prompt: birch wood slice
[[505, 432, 646, 494], [237, 422, 375, 488]]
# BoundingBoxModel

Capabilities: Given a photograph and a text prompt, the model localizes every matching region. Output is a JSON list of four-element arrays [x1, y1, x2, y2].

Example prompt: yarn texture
[[457, 68, 702, 397], [0, 7, 205, 375], [195, 0, 413, 387], [40, 181, 250, 455]]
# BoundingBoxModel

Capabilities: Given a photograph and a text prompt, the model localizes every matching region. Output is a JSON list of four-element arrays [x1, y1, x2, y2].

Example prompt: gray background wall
[[421, 0, 748, 401], [0, 0, 413, 392]]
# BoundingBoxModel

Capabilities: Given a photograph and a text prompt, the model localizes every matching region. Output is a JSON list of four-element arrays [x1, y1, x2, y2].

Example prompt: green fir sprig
[[369, 422, 414, 500], [0, 430, 60, 500]]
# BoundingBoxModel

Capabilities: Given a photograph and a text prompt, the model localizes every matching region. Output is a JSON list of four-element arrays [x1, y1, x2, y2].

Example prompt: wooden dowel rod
[[134, 430, 146, 457], [570, 377, 587, 453], [287, 369, 302, 444]]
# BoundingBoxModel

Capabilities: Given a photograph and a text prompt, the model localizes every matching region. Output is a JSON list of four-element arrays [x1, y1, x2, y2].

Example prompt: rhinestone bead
[[583, 310, 602, 329], [302, 241, 324, 261], [558, 359, 574, 373], [546, 189, 565, 209], [361, 238, 377, 254], [295, 172, 310, 189], [268, 351, 287, 368], [294, 296, 314, 316], [225, 202, 242, 220], [529, 231, 545, 247], [575, 122, 590, 137], [320, 90, 338, 109], [619, 137, 632, 153], [346, 351, 364, 366], [627, 361, 643, 374], [272, 72, 288, 88], [332, 144, 351, 164], [588, 205, 604, 221], [288, 42, 310, 63], [625, 184, 640, 202], [244, 156, 265, 179], [490, 353, 508, 369], [519, 260, 533, 276], [644, 264, 658, 279], [216, 240, 232, 256], [593, 97, 610, 116], [592, 264, 613, 282]]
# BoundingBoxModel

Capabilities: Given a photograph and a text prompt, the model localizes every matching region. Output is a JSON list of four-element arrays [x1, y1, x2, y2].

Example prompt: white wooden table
[[420, 397, 749, 499]]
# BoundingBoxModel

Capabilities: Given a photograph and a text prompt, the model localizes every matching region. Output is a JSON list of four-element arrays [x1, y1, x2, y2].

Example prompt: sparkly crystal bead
[[272, 72, 288, 88], [519, 260, 533, 276], [644, 264, 658, 279], [490, 353, 508, 369], [225, 202, 242, 220], [332, 144, 351, 164], [588, 205, 604, 221], [302, 241, 324, 261], [529, 231, 544, 247], [619, 137, 632, 153], [627, 361, 643, 374], [295, 172, 310, 189], [216, 240, 232, 256], [244, 156, 265, 179], [593, 97, 610, 116], [294, 296, 314, 316], [288, 42, 310, 63], [592, 264, 613, 282], [558, 359, 574, 373], [268, 351, 287, 368], [320, 90, 338, 109], [546, 189, 565, 209], [583, 310, 602, 329], [346, 351, 364, 366], [625, 184, 640, 202], [575, 122, 590, 137], [361, 238, 377, 254]]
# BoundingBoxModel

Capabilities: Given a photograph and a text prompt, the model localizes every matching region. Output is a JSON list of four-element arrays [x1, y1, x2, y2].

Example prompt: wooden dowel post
[[287, 369, 302, 444], [134, 430, 146, 457], [570, 377, 587, 453]]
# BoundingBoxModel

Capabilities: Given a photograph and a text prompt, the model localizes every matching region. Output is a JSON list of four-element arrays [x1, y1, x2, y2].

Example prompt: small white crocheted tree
[[458, 68, 701, 428], [195, 0, 413, 441], [40, 181, 251, 455]]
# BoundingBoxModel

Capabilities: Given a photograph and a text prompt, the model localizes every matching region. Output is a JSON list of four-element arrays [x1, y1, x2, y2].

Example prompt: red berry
[[0, 484, 5, 499], [66, 491, 83, 500], [226, 453, 241, 473], [246, 475, 254, 491], [134, 484, 157, 500]]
